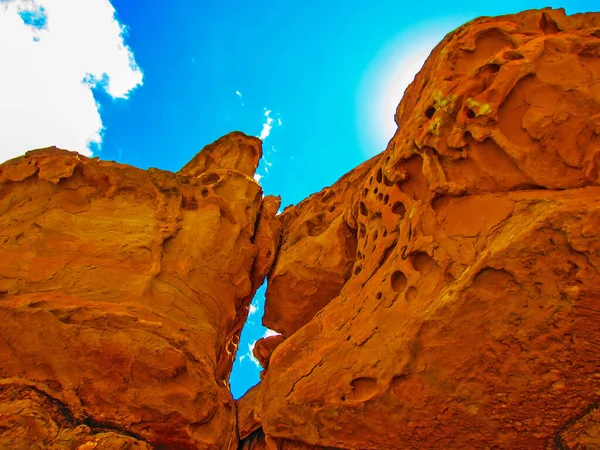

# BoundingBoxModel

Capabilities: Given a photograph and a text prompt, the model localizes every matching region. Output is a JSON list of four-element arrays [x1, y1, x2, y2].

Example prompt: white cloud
[[258, 109, 274, 141], [264, 328, 280, 338], [0, 0, 143, 163], [253, 173, 262, 183], [247, 342, 260, 368], [249, 303, 257, 315], [235, 90, 244, 106]]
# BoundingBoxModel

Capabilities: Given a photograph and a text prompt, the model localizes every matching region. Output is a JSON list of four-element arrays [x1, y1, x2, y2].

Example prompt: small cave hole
[[487, 63, 501, 73], [359, 224, 366, 238], [374, 187, 379, 194], [390, 271, 408, 293], [329, 205, 336, 213], [383, 175, 394, 187], [359, 202, 368, 216], [346, 336, 351, 341], [383, 230, 388, 237], [376, 292, 383, 300], [376, 168, 383, 184], [503, 50, 525, 60], [373, 230, 379, 241], [384, 194, 390, 204], [341, 396, 346, 402], [392, 202, 406, 217], [202, 173, 221, 185], [540, 12, 560, 34], [425, 107, 436, 119], [467, 109, 476, 119]]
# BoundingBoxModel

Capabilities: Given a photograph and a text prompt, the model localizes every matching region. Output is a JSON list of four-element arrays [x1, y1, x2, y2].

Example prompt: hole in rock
[[503, 50, 525, 60], [359, 202, 368, 216], [405, 286, 418, 302], [376, 292, 382, 300], [382, 175, 394, 188], [425, 107, 436, 119], [391, 202, 406, 217], [230, 282, 280, 399], [467, 109, 476, 119], [202, 172, 221, 185], [487, 63, 501, 73], [351, 377, 378, 402], [390, 271, 408, 293], [411, 252, 438, 275], [359, 224, 366, 239], [376, 168, 383, 184], [540, 12, 560, 34]]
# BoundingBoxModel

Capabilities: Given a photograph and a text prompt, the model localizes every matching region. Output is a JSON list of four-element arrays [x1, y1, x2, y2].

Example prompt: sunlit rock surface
[[252, 8, 600, 449], [2, 7, 600, 450], [0, 132, 279, 449]]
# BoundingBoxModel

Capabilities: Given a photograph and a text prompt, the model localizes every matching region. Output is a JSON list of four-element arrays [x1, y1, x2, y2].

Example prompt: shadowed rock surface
[[2, 7, 600, 450]]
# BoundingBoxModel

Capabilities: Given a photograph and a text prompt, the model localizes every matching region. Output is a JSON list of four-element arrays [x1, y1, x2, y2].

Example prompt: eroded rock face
[[253, 8, 600, 449], [3, 7, 600, 450], [264, 157, 379, 337], [0, 132, 279, 449]]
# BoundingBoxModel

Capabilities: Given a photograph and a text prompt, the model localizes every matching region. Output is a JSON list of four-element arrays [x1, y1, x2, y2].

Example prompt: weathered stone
[[254, 8, 600, 449], [0, 132, 277, 449]]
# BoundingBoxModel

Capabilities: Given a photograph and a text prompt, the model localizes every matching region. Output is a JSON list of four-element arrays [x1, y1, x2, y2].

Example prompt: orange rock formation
[[0, 133, 279, 449], [1, 7, 600, 450]]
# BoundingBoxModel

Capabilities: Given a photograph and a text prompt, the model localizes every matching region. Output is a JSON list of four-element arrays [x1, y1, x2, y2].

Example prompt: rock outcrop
[[248, 8, 600, 449], [2, 6, 600, 450], [0, 132, 279, 449]]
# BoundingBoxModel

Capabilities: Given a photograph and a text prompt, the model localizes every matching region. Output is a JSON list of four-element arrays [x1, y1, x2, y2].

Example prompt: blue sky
[[1, 0, 596, 399]]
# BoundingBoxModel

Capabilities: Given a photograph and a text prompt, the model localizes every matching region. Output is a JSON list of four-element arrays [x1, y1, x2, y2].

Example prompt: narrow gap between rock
[[229, 281, 278, 399]]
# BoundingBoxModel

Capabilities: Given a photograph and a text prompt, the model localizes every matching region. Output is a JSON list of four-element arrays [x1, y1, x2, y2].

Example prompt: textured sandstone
[[253, 8, 600, 449], [253, 335, 286, 374], [0, 132, 278, 449], [264, 157, 379, 337], [2, 7, 600, 450]]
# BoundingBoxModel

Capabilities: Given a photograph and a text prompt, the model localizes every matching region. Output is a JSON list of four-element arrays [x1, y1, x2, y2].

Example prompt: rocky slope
[[1, 6, 600, 450]]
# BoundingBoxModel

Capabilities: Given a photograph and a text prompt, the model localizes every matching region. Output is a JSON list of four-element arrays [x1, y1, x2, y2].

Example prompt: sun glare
[[357, 17, 471, 156]]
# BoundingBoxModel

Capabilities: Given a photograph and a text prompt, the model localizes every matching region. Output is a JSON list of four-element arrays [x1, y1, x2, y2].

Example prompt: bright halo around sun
[[357, 17, 471, 156]]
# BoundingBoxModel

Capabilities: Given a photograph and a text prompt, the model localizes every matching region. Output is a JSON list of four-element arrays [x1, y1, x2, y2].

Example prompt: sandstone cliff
[[1, 7, 600, 450], [244, 8, 600, 450], [0, 133, 279, 449]]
